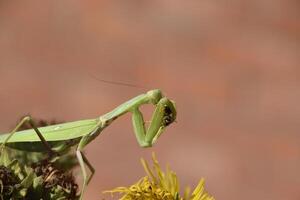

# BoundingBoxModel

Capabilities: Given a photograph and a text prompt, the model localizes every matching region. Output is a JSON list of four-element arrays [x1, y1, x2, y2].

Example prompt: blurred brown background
[[0, 1, 299, 199]]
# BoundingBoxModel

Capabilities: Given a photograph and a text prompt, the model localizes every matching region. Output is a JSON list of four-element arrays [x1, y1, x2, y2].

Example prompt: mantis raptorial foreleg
[[132, 97, 173, 147], [0, 116, 55, 157]]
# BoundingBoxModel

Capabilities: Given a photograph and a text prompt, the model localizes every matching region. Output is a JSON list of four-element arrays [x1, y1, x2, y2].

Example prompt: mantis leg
[[132, 97, 176, 147], [82, 153, 95, 184], [0, 116, 56, 157], [76, 136, 95, 200], [76, 150, 87, 200]]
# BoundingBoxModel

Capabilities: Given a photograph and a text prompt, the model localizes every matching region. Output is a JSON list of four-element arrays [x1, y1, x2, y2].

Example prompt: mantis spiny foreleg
[[132, 97, 176, 147]]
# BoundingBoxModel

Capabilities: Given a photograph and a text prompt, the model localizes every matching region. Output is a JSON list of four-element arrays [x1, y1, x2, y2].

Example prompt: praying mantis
[[0, 89, 176, 200]]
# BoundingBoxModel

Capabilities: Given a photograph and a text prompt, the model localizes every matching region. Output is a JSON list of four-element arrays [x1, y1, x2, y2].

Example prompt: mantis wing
[[0, 119, 99, 143]]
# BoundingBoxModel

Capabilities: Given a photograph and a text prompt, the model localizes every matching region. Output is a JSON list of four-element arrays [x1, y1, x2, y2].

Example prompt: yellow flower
[[105, 153, 214, 200]]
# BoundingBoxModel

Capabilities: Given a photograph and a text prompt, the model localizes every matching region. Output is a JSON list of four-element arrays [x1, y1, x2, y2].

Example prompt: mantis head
[[112, 89, 177, 148], [149, 97, 177, 146]]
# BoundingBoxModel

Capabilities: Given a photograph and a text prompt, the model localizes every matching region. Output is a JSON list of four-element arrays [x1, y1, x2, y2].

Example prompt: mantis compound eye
[[163, 105, 176, 126]]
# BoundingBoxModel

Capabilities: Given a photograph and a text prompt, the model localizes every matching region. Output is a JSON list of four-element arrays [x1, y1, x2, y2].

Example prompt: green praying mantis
[[0, 89, 177, 200]]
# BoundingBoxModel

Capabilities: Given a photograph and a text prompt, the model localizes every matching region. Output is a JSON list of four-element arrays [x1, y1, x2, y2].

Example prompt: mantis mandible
[[0, 89, 176, 200]]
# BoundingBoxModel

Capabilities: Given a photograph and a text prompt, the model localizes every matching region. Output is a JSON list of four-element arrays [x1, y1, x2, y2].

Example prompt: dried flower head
[[0, 165, 19, 198], [0, 149, 34, 200], [32, 160, 78, 199]]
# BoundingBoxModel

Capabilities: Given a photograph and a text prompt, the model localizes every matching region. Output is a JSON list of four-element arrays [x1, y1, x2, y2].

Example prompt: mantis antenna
[[89, 74, 150, 89]]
